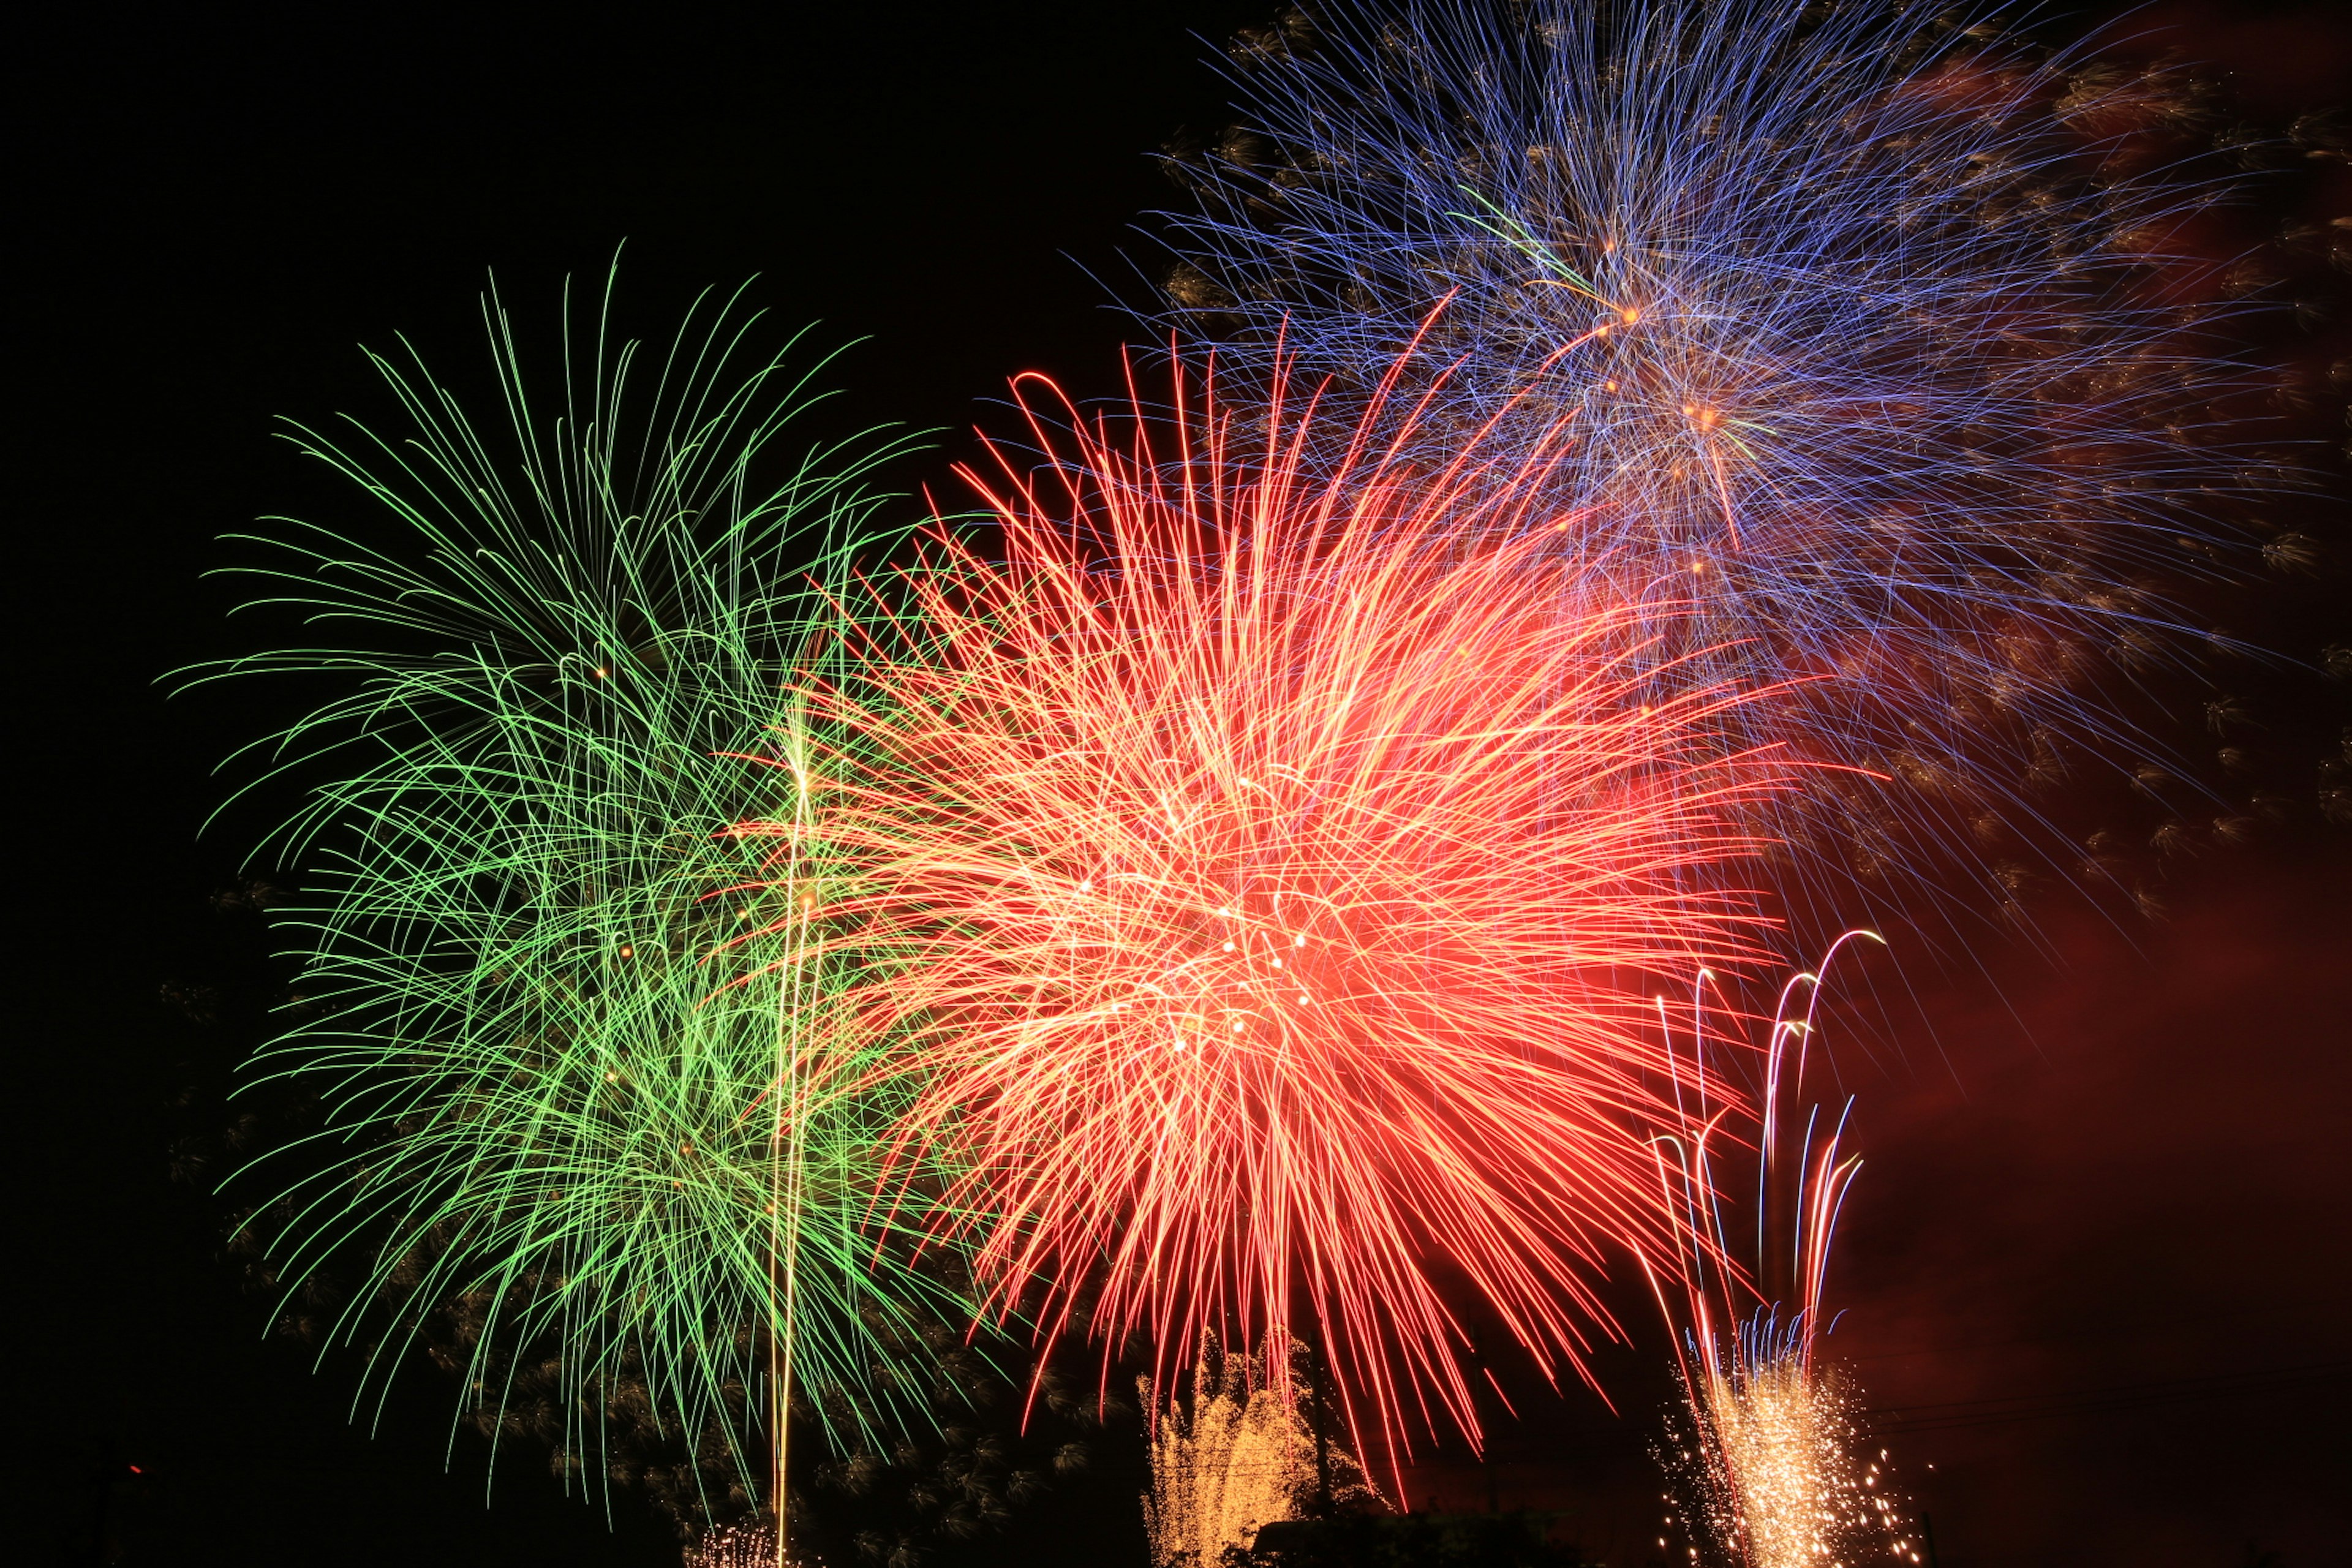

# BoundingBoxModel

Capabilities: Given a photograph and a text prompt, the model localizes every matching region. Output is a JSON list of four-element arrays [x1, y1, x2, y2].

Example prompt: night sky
[[12, 3, 2350, 1566]]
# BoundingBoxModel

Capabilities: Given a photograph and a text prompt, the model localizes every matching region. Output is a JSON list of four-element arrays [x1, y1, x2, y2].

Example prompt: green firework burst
[[190, 263, 970, 1520]]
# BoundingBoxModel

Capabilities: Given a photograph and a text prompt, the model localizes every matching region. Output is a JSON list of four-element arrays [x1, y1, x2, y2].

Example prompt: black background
[[10, 2, 2350, 1565]]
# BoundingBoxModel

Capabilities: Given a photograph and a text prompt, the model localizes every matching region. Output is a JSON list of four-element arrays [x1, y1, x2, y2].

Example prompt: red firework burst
[[739, 354, 1804, 1458]]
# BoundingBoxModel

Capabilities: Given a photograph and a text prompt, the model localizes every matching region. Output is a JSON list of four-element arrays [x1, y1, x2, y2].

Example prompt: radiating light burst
[[1647, 936, 1920, 1567], [1143, 1336, 1374, 1567], [1159, 0, 2276, 933], [739, 351, 1810, 1465], [198, 267, 963, 1549]]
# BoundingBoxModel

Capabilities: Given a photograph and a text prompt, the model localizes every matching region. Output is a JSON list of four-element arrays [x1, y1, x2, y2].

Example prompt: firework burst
[[738, 350, 1809, 1463], [1158, 0, 2278, 933], [196, 267, 963, 1543], [1142, 1336, 1375, 1567], [1648, 937, 1920, 1567]]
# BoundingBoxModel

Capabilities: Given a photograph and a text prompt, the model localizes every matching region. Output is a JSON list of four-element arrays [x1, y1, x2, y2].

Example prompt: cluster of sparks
[[1646, 940, 1920, 1567], [1689, 1368, 1912, 1568], [205, 0, 2291, 1556], [1141, 1339, 1372, 1566], [688, 1521, 824, 1568]]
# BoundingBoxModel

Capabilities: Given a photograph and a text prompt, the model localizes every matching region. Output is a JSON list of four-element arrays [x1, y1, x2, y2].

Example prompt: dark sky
[[10, 2, 2350, 1566]]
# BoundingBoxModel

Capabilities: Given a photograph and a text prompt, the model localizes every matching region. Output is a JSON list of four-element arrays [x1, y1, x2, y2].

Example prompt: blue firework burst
[[1155, 0, 2282, 933]]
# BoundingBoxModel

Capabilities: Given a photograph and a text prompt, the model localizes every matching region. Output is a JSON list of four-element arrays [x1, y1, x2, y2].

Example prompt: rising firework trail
[[742, 346, 1812, 1471], [1646, 935, 1920, 1567], [194, 266, 960, 1559], [1157, 0, 2279, 935]]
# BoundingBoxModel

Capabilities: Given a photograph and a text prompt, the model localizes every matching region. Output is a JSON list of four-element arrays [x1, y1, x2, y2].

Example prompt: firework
[[1158, 0, 2275, 933], [1143, 1336, 1374, 1567], [743, 350, 1807, 1465], [197, 266, 962, 1546], [1647, 937, 1920, 1567], [689, 1521, 826, 1568]]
